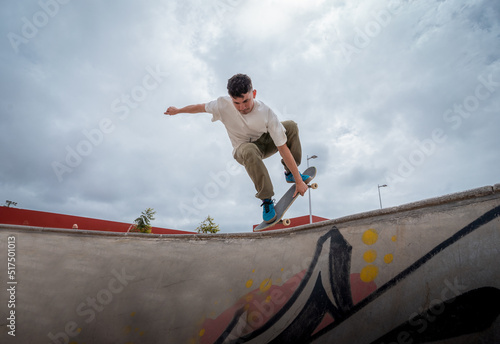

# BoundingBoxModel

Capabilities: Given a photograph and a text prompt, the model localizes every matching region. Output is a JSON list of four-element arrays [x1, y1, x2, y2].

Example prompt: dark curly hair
[[227, 74, 253, 98]]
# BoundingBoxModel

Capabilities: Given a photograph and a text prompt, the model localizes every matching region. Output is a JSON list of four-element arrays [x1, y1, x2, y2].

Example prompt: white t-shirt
[[205, 96, 287, 154]]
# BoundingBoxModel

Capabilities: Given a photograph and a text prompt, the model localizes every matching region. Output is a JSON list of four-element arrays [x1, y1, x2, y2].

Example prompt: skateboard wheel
[[283, 218, 291, 226], [310, 183, 318, 189]]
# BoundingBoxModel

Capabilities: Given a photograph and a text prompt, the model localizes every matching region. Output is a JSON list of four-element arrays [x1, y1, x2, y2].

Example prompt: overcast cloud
[[1, 0, 499, 233]]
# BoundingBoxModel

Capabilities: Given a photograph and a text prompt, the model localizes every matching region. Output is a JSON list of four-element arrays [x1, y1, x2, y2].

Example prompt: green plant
[[197, 215, 220, 234], [129, 208, 156, 233]]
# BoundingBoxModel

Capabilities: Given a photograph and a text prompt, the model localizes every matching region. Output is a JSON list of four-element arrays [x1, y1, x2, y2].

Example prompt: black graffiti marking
[[370, 287, 500, 344], [312, 204, 500, 341], [215, 226, 353, 343], [270, 228, 355, 343], [214, 204, 500, 343], [270, 274, 340, 343]]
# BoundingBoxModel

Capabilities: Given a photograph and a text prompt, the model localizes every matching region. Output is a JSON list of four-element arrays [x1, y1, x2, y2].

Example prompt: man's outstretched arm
[[164, 104, 206, 116]]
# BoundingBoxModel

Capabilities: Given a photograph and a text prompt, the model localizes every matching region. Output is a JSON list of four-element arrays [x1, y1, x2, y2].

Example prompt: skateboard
[[253, 166, 317, 232]]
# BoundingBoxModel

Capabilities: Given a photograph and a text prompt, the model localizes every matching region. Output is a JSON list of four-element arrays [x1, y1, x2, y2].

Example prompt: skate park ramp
[[1, 184, 500, 343]]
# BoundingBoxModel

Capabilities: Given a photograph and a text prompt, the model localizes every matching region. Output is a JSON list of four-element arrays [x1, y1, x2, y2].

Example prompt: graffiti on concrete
[[371, 287, 500, 343], [199, 205, 500, 343]]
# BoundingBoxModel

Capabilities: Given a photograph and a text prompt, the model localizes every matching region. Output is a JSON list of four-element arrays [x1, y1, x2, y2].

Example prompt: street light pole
[[307, 155, 318, 223], [378, 184, 387, 209]]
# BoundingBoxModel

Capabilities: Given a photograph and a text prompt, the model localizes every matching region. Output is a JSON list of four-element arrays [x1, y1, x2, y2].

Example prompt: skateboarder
[[164, 74, 310, 223]]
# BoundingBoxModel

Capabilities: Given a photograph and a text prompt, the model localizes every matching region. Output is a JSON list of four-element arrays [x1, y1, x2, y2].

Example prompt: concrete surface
[[1, 184, 499, 343]]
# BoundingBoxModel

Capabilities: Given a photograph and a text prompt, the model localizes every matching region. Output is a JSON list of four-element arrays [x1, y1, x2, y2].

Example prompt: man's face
[[231, 89, 256, 115]]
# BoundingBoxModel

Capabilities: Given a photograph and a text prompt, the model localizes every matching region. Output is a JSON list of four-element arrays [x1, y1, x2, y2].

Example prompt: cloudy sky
[[1, 0, 499, 233]]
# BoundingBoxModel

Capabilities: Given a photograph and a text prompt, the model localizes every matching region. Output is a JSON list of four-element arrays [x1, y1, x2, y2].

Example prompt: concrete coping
[[327, 184, 500, 225], [1, 183, 499, 240]]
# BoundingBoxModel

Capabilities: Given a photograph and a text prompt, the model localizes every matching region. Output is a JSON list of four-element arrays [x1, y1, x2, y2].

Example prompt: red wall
[[0, 207, 194, 234]]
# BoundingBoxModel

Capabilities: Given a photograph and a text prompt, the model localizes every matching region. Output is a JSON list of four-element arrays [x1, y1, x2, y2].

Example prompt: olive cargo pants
[[233, 120, 302, 200]]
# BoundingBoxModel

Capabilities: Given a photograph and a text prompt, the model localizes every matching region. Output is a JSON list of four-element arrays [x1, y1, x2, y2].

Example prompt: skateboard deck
[[253, 166, 317, 232]]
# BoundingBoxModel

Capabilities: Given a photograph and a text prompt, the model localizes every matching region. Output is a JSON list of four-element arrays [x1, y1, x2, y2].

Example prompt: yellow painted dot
[[130, 312, 136, 317], [391, 235, 397, 242], [362, 229, 378, 245], [259, 278, 272, 292], [252, 269, 256, 273], [360, 265, 379, 282], [384, 254, 394, 264], [246, 279, 253, 288], [77, 328, 82, 333], [281, 268, 284, 272], [199, 329, 205, 337], [363, 250, 377, 263], [266, 295, 272, 303]]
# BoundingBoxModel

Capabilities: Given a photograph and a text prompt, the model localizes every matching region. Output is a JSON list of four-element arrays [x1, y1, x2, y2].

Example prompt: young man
[[164, 74, 310, 223]]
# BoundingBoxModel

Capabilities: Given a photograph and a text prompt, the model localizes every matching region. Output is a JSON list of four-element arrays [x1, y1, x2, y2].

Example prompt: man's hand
[[164, 106, 179, 116], [294, 179, 309, 198], [277, 144, 309, 198], [164, 104, 206, 116]]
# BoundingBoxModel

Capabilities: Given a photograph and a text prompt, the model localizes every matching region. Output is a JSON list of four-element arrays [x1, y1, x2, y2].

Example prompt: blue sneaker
[[285, 172, 311, 184], [261, 199, 277, 223]]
